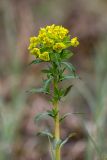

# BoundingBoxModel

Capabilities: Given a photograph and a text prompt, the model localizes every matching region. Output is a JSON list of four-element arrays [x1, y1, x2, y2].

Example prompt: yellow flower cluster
[[28, 24, 79, 61], [38, 25, 69, 42]]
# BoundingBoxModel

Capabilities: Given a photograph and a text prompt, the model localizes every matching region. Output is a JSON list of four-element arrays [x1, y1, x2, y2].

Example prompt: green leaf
[[47, 108, 58, 119], [34, 112, 49, 122], [60, 50, 74, 60], [61, 74, 79, 81], [43, 77, 53, 93], [60, 112, 86, 122], [37, 130, 54, 139], [61, 50, 74, 59], [63, 85, 73, 96], [60, 113, 72, 122], [59, 133, 76, 148], [27, 78, 52, 95], [27, 87, 45, 94], [34, 109, 59, 122], [29, 59, 43, 65], [50, 52, 61, 68], [61, 61, 76, 73]]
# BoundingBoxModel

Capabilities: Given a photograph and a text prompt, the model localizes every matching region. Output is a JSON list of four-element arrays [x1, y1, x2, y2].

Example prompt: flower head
[[28, 24, 79, 61]]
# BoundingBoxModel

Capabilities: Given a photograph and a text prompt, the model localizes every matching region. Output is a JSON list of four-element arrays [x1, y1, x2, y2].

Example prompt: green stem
[[53, 80, 61, 160], [54, 101, 60, 160]]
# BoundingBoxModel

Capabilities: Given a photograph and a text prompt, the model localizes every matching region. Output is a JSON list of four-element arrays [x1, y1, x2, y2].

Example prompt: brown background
[[0, 0, 107, 160]]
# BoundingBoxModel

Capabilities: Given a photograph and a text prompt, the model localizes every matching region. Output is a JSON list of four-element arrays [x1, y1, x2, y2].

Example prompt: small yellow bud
[[71, 37, 79, 47], [30, 48, 40, 57]]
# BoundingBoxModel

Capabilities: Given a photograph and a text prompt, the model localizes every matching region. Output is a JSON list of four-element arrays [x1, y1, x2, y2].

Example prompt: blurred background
[[0, 0, 107, 160]]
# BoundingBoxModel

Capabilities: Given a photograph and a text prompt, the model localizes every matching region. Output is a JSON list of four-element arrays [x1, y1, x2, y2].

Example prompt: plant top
[[28, 24, 79, 61]]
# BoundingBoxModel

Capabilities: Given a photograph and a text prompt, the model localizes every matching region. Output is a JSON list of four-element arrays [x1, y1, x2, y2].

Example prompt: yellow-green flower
[[30, 37, 38, 43], [53, 42, 66, 52], [43, 37, 54, 47], [28, 25, 79, 61], [30, 48, 40, 57], [38, 25, 69, 43], [28, 36, 39, 54], [71, 37, 79, 47], [39, 52, 50, 61], [28, 43, 37, 50]]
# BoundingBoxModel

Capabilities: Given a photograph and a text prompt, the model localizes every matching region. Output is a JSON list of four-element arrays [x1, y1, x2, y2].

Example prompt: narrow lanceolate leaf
[[34, 112, 49, 122], [63, 85, 73, 96], [61, 61, 76, 73], [27, 88, 44, 94], [61, 74, 79, 81], [60, 112, 86, 122], [34, 109, 59, 122], [29, 59, 43, 65], [43, 77, 53, 93], [42, 69, 51, 73], [37, 130, 54, 139], [60, 113, 72, 122], [59, 133, 76, 148]]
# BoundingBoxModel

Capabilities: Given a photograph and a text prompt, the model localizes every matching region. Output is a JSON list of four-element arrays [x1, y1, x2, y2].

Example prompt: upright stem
[[53, 81, 60, 160], [54, 101, 60, 160]]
